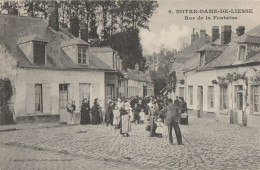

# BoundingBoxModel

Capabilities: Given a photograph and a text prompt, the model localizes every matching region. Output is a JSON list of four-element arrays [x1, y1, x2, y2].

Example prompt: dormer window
[[34, 43, 46, 65], [78, 46, 87, 64], [238, 45, 247, 61], [199, 52, 205, 66]]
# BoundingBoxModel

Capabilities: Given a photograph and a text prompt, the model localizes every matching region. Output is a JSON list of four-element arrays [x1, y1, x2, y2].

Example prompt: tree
[[147, 46, 177, 95]]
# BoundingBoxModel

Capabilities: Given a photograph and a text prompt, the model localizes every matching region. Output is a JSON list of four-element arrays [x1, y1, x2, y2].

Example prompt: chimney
[[8, 8, 18, 16], [135, 63, 140, 72], [211, 26, 219, 43], [200, 29, 206, 39], [221, 25, 232, 45], [70, 12, 79, 37], [236, 26, 245, 36], [80, 22, 88, 42], [48, 1, 59, 31], [191, 28, 195, 44], [194, 32, 199, 41]]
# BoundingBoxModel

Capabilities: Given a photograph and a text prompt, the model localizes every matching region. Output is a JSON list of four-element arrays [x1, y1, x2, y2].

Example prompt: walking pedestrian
[[80, 98, 90, 125], [157, 99, 183, 145]]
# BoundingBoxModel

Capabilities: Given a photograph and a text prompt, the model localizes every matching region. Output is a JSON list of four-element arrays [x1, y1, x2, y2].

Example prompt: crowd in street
[[67, 95, 188, 145]]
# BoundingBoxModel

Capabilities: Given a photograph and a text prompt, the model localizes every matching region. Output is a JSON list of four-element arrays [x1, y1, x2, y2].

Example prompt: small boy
[[132, 103, 140, 124], [155, 118, 164, 137], [139, 108, 145, 124]]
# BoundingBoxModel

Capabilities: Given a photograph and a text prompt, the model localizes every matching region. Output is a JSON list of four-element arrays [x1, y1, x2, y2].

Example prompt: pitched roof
[[171, 34, 211, 60], [0, 14, 114, 71], [197, 44, 226, 52], [236, 35, 260, 44], [197, 24, 260, 71], [89, 47, 115, 53], [17, 34, 48, 44], [61, 38, 90, 48], [169, 34, 211, 73], [126, 69, 153, 83]]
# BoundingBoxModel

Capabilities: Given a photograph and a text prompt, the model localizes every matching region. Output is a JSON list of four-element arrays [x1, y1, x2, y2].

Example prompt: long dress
[[120, 108, 131, 134], [92, 103, 100, 125], [80, 103, 90, 125], [113, 109, 120, 127], [67, 104, 76, 125]]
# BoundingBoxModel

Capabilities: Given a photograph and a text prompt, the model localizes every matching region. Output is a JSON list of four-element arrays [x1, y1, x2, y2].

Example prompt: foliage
[[0, 78, 14, 125], [0, 0, 158, 71], [211, 72, 247, 87], [250, 68, 260, 82], [147, 46, 177, 95]]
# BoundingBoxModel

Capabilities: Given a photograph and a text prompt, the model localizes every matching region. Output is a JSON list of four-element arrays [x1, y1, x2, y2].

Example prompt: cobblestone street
[[0, 118, 260, 170]]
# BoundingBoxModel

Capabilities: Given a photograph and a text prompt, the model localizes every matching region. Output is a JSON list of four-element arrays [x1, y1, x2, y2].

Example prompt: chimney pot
[[70, 13, 79, 37], [236, 26, 245, 36], [200, 29, 206, 39], [211, 26, 219, 43], [221, 25, 232, 45], [80, 22, 88, 42], [48, 1, 59, 31]]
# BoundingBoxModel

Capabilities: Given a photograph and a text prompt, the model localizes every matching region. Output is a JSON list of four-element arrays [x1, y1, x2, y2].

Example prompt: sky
[[140, 0, 260, 55]]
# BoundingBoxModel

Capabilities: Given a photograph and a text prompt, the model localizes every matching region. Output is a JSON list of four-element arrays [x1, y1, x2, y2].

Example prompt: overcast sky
[[140, 0, 260, 55]]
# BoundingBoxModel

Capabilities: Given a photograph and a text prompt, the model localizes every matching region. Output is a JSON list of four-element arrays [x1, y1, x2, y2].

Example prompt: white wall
[[15, 68, 105, 117]]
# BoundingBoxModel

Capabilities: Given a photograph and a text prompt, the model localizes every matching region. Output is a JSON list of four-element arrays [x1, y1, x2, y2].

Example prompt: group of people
[[67, 98, 102, 125], [67, 95, 188, 145]]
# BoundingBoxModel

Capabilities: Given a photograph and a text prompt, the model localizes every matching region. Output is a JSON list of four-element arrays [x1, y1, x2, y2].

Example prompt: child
[[139, 108, 145, 124], [155, 118, 164, 137]]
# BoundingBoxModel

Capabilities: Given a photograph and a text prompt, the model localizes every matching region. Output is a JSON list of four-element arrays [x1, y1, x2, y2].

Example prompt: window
[[220, 86, 228, 110], [236, 85, 243, 110], [78, 46, 87, 64], [79, 84, 90, 107], [180, 80, 185, 84], [59, 84, 69, 108], [188, 86, 193, 105], [199, 52, 205, 66], [252, 86, 259, 113], [179, 87, 185, 98], [34, 43, 45, 65], [238, 45, 246, 61], [208, 86, 214, 108], [35, 84, 43, 112]]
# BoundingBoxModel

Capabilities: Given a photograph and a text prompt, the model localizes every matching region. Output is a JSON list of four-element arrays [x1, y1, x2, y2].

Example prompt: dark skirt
[[80, 110, 90, 125]]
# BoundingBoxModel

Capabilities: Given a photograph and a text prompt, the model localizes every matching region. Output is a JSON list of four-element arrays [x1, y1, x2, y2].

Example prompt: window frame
[[220, 86, 228, 110], [237, 44, 247, 61], [59, 84, 69, 108], [33, 42, 46, 65], [188, 86, 193, 106], [251, 85, 260, 114], [78, 46, 88, 65], [35, 84, 43, 112], [236, 85, 243, 110], [208, 86, 214, 109]]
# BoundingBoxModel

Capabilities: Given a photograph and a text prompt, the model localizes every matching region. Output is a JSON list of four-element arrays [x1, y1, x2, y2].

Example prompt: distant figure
[[119, 102, 131, 137], [67, 100, 76, 125], [157, 99, 183, 145], [148, 98, 159, 137], [80, 98, 90, 125], [179, 97, 188, 125], [92, 98, 101, 125], [106, 101, 114, 126]]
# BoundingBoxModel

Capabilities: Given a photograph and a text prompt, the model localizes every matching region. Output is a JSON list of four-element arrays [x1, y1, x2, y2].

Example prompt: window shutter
[[26, 83, 35, 114], [42, 84, 51, 113], [220, 87, 223, 110]]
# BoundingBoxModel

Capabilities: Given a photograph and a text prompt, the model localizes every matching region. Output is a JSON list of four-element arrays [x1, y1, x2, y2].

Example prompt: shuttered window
[[35, 84, 43, 112], [179, 87, 184, 98], [236, 85, 243, 110], [34, 43, 45, 65]]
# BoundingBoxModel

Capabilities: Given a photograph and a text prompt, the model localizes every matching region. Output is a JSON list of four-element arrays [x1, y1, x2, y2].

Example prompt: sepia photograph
[[0, 0, 260, 169]]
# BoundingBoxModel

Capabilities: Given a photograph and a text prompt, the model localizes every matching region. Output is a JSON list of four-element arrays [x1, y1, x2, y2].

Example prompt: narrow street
[[0, 118, 259, 170]]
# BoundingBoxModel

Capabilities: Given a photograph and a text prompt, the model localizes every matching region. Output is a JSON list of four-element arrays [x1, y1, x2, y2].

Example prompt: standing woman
[[91, 98, 100, 125], [80, 98, 90, 125], [67, 100, 76, 125], [148, 98, 158, 137], [119, 102, 131, 137]]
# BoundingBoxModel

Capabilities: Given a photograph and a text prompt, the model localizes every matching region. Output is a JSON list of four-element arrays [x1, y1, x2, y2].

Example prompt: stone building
[[168, 24, 260, 127]]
